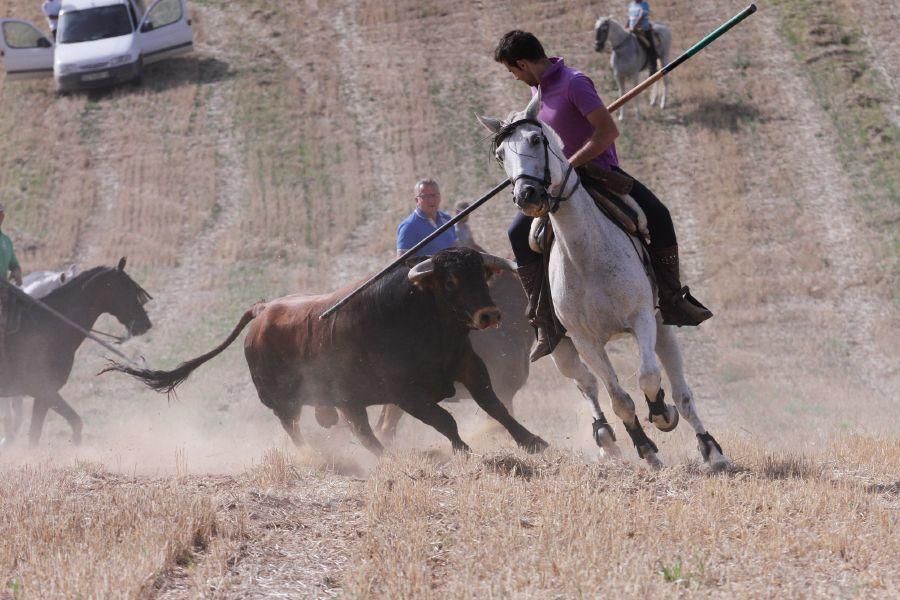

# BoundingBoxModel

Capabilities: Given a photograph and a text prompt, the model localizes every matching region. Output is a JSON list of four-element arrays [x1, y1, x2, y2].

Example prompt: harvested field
[[0, 0, 897, 597]]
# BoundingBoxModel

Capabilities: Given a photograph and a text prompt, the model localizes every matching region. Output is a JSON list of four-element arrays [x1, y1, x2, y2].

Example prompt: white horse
[[1, 265, 78, 448], [22, 264, 78, 298], [478, 93, 729, 470], [594, 16, 672, 121]]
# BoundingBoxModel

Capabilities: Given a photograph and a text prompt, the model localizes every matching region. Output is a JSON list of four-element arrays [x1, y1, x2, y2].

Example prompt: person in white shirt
[[42, 0, 61, 37]]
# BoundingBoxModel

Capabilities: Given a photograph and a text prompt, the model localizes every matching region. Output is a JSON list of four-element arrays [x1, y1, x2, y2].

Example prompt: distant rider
[[493, 30, 712, 361], [627, 1, 658, 69], [397, 178, 459, 257], [0, 203, 23, 373]]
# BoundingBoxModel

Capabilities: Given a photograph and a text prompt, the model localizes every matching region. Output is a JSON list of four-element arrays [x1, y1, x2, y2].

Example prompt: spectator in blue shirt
[[397, 179, 458, 257]]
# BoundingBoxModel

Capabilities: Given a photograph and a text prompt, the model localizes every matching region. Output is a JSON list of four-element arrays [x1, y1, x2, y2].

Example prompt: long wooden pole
[[318, 179, 511, 320], [608, 4, 757, 113], [319, 4, 758, 320]]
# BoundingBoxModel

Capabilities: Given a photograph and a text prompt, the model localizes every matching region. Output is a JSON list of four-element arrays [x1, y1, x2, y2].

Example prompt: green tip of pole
[[748, 4, 758, 14]]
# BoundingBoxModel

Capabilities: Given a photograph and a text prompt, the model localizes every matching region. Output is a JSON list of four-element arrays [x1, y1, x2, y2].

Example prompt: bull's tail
[[101, 302, 266, 397]]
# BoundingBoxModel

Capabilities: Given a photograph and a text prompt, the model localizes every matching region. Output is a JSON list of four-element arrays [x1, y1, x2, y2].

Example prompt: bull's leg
[[633, 311, 679, 434], [275, 405, 305, 448], [340, 404, 384, 457], [572, 338, 661, 468], [45, 391, 83, 445], [374, 403, 404, 443], [396, 401, 470, 454], [655, 319, 730, 470], [551, 337, 620, 458], [458, 351, 548, 453]]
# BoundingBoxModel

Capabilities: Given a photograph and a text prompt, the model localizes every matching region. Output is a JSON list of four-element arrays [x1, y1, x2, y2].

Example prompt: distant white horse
[[1, 265, 78, 448], [594, 16, 672, 121], [478, 93, 729, 469], [22, 264, 78, 298]]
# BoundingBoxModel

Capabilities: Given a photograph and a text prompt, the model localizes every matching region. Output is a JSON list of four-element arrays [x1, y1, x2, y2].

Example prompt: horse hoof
[[644, 453, 664, 469], [650, 405, 679, 432], [524, 436, 549, 454]]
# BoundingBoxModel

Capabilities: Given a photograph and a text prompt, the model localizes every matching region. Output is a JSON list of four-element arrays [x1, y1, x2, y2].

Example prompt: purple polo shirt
[[531, 57, 619, 171]]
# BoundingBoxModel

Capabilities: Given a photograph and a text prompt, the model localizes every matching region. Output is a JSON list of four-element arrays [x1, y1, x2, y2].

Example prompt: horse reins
[[493, 118, 578, 213]]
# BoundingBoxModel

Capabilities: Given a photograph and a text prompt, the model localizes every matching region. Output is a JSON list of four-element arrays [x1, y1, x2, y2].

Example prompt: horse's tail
[[101, 301, 267, 397]]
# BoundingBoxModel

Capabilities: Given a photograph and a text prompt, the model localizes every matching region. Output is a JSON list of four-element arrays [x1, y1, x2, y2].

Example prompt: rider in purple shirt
[[494, 31, 712, 361]]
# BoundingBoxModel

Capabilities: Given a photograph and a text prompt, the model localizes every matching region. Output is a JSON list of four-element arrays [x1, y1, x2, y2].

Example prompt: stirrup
[[660, 287, 713, 327]]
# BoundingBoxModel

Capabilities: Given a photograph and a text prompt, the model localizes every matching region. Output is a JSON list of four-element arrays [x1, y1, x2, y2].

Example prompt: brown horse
[[0, 258, 152, 446]]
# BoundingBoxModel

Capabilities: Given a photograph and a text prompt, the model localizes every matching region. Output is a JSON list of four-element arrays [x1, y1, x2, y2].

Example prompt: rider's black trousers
[[508, 166, 677, 266]]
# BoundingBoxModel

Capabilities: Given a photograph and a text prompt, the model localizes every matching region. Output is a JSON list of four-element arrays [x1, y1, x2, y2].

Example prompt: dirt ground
[[0, 0, 897, 597]]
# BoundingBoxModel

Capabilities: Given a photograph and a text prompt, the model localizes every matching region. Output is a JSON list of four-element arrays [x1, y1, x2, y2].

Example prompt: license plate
[[82, 71, 109, 81]]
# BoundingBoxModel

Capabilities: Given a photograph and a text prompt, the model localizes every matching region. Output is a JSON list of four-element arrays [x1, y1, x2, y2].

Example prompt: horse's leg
[[633, 311, 679, 434], [374, 403, 404, 444], [616, 71, 628, 121], [340, 403, 385, 457], [572, 339, 661, 468], [395, 400, 470, 454], [551, 337, 620, 458], [11, 397, 24, 439], [28, 397, 51, 446], [45, 391, 83, 445], [655, 320, 730, 470]]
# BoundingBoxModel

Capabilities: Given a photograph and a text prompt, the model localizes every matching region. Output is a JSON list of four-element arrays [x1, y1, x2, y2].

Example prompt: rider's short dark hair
[[494, 30, 547, 65]]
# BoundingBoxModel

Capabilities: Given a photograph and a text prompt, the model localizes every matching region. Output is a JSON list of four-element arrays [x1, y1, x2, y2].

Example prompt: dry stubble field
[[0, 0, 898, 597]]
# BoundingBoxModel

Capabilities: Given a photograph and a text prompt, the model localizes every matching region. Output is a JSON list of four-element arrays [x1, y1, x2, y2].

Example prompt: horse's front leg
[[633, 311, 679, 434], [655, 319, 730, 471], [550, 337, 620, 458], [616, 72, 628, 121], [571, 336, 661, 468]]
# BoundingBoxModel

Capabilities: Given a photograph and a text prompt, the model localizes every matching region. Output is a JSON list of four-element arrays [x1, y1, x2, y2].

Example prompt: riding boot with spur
[[516, 261, 562, 362], [650, 246, 713, 327]]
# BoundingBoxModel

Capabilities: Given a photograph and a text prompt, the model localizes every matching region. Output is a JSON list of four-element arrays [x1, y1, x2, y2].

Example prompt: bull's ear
[[408, 258, 435, 289], [117, 257, 127, 272], [525, 90, 541, 120], [477, 114, 504, 134]]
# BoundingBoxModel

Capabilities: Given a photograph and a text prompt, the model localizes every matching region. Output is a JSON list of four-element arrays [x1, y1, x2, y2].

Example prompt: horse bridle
[[493, 118, 577, 214], [596, 22, 631, 52]]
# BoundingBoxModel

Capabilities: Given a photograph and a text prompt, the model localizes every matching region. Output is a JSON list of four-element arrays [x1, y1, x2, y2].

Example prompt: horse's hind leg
[[572, 338, 661, 467], [633, 311, 679, 434], [551, 337, 620, 458], [44, 391, 83, 445], [655, 319, 730, 470]]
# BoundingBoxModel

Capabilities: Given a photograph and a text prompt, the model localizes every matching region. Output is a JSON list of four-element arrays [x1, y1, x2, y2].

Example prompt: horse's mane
[[42, 265, 151, 305]]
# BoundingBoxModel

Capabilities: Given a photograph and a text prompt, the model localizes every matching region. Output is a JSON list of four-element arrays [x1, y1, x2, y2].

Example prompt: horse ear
[[117, 257, 127, 271], [477, 114, 503, 134], [525, 90, 541, 120]]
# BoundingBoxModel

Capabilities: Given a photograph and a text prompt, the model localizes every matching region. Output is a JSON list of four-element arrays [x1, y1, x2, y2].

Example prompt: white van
[[0, 0, 193, 92]]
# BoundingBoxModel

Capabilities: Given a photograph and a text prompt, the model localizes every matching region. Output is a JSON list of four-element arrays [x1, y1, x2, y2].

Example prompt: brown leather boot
[[516, 261, 562, 362], [650, 246, 713, 327]]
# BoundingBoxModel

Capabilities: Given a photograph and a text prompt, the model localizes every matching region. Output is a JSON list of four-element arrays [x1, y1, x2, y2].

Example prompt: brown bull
[[106, 248, 548, 455]]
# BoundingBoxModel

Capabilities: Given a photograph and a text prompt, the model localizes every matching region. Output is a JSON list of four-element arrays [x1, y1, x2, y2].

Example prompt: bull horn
[[480, 253, 517, 273], [407, 258, 435, 284]]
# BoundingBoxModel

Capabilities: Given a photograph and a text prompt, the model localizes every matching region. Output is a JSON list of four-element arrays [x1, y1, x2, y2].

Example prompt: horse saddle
[[528, 168, 650, 255]]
